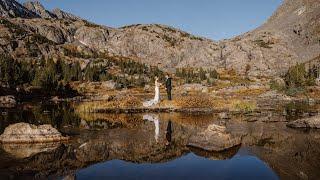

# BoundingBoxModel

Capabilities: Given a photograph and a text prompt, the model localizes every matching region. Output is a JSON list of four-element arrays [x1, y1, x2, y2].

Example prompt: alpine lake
[[0, 101, 320, 180]]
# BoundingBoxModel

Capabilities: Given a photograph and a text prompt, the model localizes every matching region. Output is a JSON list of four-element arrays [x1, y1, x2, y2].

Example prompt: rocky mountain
[[0, 0, 38, 18], [23, 1, 56, 19], [0, 0, 319, 77], [51, 8, 82, 21]]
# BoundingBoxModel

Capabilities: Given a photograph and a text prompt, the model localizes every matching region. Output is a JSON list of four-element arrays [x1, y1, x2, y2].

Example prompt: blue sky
[[19, 0, 282, 40]]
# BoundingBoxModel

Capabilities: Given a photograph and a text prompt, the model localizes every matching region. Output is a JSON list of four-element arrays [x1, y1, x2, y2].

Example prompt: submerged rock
[[1, 143, 61, 159], [287, 115, 320, 129], [188, 124, 241, 152], [0, 123, 68, 143]]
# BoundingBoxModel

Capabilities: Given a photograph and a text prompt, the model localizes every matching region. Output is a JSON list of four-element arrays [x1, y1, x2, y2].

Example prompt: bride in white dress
[[143, 77, 161, 107], [143, 114, 160, 142]]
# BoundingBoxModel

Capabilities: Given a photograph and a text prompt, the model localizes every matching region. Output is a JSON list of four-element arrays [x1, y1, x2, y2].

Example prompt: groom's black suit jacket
[[165, 78, 172, 91]]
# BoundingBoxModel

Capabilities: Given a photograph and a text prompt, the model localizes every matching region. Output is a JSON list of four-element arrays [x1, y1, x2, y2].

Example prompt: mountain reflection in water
[[0, 103, 320, 179], [77, 149, 279, 180]]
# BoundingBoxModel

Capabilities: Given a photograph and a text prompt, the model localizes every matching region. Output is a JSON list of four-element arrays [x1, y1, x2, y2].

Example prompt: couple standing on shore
[[143, 74, 172, 107]]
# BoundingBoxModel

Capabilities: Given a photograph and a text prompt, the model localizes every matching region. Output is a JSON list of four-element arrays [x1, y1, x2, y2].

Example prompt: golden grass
[[76, 112, 144, 127], [173, 94, 215, 108], [231, 100, 257, 112], [75, 95, 142, 113]]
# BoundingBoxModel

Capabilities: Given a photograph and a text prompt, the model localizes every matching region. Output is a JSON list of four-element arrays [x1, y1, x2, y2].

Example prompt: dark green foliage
[[176, 68, 219, 84], [270, 63, 318, 96], [83, 20, 100, 28], [32, 59, 78, 96], [29, 34, 56, 45], [270, 79, 286, 91], [33, 59, 59, 91], [162, 34, 177, 46], [0, 55, 34, 88], [84, 65, 109, 82], [83, 58, 165, 88], [253, 39, 273, 49], [284, 63, 316, 88]]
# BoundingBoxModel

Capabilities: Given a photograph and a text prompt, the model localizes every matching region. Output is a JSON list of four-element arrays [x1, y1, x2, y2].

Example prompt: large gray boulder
[[0, 95, 16, 108], [287, 115, 320, 129], [188, 124, 241, 152], [0, 123, 68, 143]]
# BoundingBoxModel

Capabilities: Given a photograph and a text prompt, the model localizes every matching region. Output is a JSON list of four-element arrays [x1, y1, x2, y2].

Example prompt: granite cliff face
[[0, 0, 38, 18], [0, 0, 319, 77]]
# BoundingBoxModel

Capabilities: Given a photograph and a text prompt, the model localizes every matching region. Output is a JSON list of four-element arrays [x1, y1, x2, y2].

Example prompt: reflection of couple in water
[[143, 114, 173, 146], [143, 74, 172, 107]]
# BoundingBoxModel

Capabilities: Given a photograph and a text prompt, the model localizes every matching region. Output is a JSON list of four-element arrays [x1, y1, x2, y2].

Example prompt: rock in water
[[1, 143, 61, 159], [0, 96, 16, 108], [188, 124, 241, 152], [0, 123, 68, 143], [287, 115, 320, 129]]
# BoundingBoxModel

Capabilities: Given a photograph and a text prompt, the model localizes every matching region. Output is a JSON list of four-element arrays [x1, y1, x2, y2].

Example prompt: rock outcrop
[[0, 0, 39, 18], [188, 124, 241, 152], [51, 8, 82, 21], [0, 95, 16, 108], [287, 115, 320, 128], [0, 123, 68, 143], [23, 1, 57, 19]]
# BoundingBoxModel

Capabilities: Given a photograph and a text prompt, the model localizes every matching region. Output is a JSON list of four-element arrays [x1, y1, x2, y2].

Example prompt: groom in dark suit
[[165, 74, 172, 100]]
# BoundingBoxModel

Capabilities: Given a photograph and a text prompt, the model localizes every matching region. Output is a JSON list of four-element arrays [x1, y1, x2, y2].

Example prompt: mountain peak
[[51, 8, 82, 21], [0, 0, 39, 18], [23, 0, 56, 19]]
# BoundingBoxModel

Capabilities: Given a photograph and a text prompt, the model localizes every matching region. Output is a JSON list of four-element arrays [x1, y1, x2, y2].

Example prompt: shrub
[[253, 39, 273, 49], [232, 100, 257, 112], [0, 55, 34, 88], [176, 68, 219, 84], [284, 63, 315, 88]]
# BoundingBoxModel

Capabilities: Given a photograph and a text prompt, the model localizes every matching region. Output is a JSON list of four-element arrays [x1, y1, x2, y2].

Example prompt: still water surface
[[0, 102, 319, 180], [77, 149, 279, 180]]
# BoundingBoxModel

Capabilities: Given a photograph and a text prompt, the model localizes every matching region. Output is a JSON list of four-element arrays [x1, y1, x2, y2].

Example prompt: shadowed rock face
[[287, 115, 320, 128], [1, 0, 320, 77], [0, 0, 39, 18]]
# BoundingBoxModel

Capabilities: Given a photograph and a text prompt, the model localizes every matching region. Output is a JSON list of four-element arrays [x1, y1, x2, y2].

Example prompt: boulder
[[0, 123, 68, 143], [315, 78, 320, 86], [272, 77, 286, 88], [188, 124, 241, 152], [0, 96, 16, 108], [181, 83, 208, 92], [258, 90, 292, 101], [287, 115, 320, 129]]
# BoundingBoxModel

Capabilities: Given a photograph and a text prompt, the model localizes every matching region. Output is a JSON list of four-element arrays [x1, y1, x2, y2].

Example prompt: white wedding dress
[[143, 79, 161, 107], [143, 114, 160, 142]]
